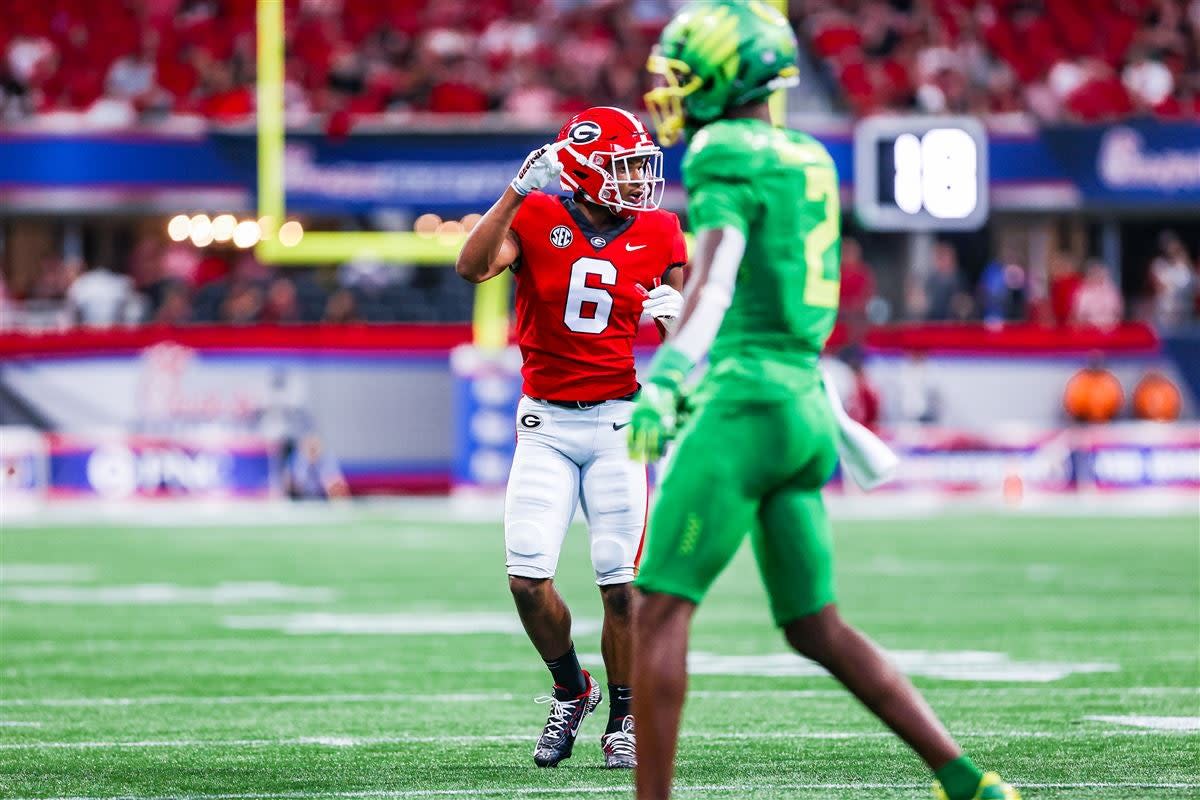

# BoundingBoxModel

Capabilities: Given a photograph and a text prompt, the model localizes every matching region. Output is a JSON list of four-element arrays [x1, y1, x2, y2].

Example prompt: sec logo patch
[[520, 413, 543, 430], [549, 226, 573, 248]]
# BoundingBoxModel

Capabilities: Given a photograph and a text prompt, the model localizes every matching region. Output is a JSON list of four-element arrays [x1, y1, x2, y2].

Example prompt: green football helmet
[[645, 0, 800, 146]]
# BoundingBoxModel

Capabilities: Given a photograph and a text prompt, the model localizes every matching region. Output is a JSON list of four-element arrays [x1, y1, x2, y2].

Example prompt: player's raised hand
[[627, 383, 678, 462], [511, 140, 567, 197], [637, 283, 683, 333]]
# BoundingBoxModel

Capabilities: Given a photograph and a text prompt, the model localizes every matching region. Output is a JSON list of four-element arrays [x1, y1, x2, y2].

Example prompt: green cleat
[[934, 771, 1021, 800]]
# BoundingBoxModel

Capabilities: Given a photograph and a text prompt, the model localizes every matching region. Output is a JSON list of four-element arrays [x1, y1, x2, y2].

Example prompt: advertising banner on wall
[[46, 432, 277, 500], [861, 424, 1200, 496], [1041, 121, 1200, 210]]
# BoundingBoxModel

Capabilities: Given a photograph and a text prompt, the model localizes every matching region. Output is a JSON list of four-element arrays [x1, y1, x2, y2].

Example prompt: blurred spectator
[[197, 59, 254, 120], [897, 351, 941, 424], [924, 242, 972, 322], [838, 237, 876, 343], [106, 38, 157, 103], [0, 270, 12, 328], [1048, 253, 1084, 327], [261, 277, 302, 324], [323, 288, 362, 324], [152, 281, 193, 326], [1071, 261, 1125, 330], [1123, 47, 1175, 112], [219, 281, 263, 325], [66, 261, 141, 326], [1148, 231, 1196, 329], [28, 255, 76, 302], [842, 350, 881, 432], [285, 433, 350, 500], [256, 367, 315, 454], [339, 253, 411, 291], [977, 246, 1027, 326]]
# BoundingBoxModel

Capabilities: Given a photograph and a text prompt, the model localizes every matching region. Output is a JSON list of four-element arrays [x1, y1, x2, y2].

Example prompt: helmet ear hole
[[573, 170, 589, 179]]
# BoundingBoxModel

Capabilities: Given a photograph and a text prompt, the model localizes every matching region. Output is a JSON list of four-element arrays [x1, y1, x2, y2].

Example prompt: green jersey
[[638, 117, 844, 617], [682, 117, 841, 380]]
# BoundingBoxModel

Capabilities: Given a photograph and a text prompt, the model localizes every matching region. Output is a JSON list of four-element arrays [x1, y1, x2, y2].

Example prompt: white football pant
[[505, 395, 648, 586]]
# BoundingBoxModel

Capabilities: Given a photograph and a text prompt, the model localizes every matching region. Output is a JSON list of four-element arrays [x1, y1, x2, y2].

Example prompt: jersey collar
[[560, 196, 636, 251]]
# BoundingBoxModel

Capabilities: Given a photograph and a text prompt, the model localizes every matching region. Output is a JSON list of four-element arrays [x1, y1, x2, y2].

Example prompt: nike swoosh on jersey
[[612, 421, 632, 430], [625, 243, 647, 251]]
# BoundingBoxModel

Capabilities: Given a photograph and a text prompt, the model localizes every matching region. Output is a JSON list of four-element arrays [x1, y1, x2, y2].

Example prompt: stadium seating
[[3, 0, 1195, 123]]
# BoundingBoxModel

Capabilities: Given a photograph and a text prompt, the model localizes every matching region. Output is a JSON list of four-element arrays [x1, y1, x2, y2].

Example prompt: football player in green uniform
[[626, 3, 1020, 800]]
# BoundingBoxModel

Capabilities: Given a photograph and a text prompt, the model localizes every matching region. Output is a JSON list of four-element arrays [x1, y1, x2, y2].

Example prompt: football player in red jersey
[[457, 106, 686, 769]]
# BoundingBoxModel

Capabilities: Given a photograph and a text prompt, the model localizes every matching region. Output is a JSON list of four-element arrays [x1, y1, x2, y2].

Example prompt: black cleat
[[532, 670, 601, 767], [601, 714, 636, 769]]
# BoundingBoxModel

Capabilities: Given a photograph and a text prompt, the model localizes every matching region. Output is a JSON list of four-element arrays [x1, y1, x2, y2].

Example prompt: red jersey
[[510, 191, 688, 402]]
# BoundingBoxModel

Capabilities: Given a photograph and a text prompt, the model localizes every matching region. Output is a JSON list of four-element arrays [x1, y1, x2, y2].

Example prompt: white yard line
[[1, 728, 1194, 751], [1085, 715, 1200, 731], [1, 664, 538, 679], [2, 583, 336, 606], [0, 721, 41, 727], [0, 693, 511, 708], [3, 686, 1195, 708], [9, 781, 1200, 800]]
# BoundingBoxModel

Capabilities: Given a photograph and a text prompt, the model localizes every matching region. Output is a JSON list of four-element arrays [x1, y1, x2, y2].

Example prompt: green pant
[[635, 371, 839, 626]]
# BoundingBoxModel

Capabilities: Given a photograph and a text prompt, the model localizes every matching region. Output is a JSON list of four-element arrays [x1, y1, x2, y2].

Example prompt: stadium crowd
[[803, 0, 1200, 119], [3, 225, 1196, 333], [2, 0, 1197, 124]]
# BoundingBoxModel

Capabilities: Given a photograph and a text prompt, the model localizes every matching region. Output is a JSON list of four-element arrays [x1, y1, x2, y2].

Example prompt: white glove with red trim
[[641, 284, 683, 333]]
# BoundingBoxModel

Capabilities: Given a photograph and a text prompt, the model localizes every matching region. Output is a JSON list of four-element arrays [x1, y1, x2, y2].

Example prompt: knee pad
[[506, 520, 543, 558], [506, 520, 556, 579], [592, 536, 633, 585]]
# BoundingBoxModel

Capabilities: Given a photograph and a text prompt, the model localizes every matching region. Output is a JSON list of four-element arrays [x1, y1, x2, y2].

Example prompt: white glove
[[820, 366, 899, 490], [641, 283, 683, 333], [511, 142, 565, 196]]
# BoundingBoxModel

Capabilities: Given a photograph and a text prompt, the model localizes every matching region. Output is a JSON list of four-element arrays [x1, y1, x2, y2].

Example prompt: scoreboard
[[854, 116, 989, 231]]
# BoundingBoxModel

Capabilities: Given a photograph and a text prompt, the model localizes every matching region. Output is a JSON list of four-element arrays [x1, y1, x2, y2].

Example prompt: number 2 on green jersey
[[802, 166, 840, 309]]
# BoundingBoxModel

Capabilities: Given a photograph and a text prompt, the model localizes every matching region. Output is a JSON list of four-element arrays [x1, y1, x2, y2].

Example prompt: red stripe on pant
[[633, 465, 650, 570]]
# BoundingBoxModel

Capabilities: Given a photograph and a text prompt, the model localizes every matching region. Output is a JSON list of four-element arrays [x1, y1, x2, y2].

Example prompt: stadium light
[[189, 214, 214, 247], [233, 219, 262, 249], [414, 213, 442, 237], [211, 214, 237, 243], [167, 214, 191, 242], [278, 220, 304, 247]]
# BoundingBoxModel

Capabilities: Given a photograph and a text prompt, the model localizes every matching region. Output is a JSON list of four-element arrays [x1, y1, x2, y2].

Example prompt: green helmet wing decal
[[645, 0, 800, 146]]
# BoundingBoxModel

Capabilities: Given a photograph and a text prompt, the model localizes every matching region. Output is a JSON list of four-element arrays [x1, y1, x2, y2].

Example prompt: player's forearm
[[456, 188, 524, 283], [668, 227, 745, 364]]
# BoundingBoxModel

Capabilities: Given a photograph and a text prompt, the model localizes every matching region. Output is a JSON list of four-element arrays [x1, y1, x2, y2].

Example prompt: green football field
[[1, 505, 1197, 800]]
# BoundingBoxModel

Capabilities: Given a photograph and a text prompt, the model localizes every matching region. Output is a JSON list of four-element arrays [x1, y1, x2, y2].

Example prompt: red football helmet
[[555, 106, 665, 215]]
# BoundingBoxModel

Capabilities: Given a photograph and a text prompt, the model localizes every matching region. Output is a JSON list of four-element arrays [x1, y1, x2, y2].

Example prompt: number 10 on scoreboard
[[854, 116, 989, 231]]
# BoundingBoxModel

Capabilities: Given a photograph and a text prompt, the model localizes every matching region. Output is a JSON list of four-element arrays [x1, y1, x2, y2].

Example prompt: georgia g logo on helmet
[[568, 120, 602, 145], [555, 107, 665, 215]]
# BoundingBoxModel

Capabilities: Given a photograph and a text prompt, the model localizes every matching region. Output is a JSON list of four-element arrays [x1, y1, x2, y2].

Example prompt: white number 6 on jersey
[[563, 257, 616, 334]]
